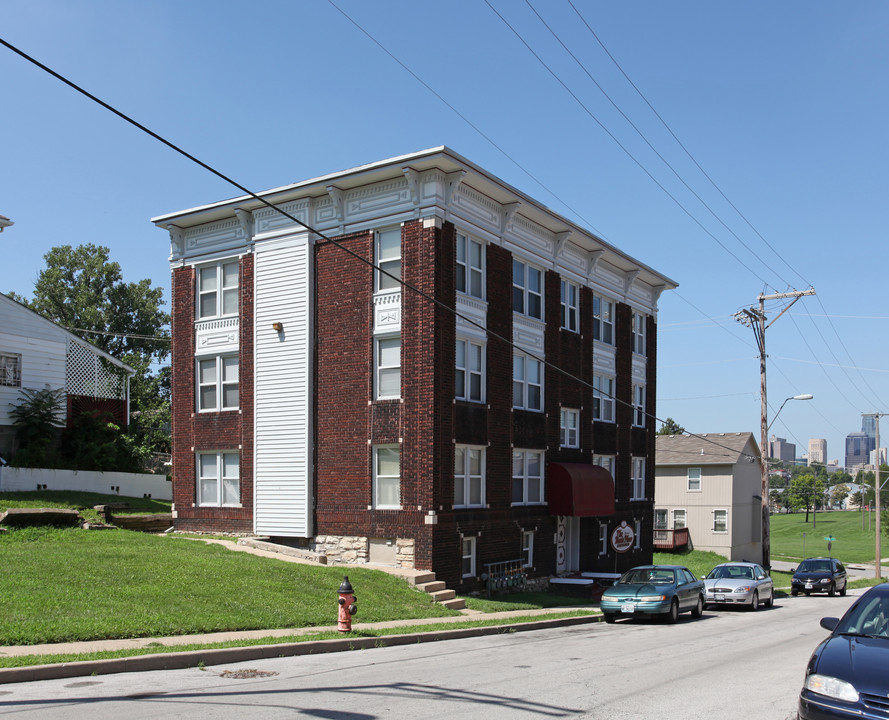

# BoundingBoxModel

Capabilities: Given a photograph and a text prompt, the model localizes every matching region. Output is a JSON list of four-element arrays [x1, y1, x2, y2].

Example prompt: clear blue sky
[[2, 1, 887, 467]]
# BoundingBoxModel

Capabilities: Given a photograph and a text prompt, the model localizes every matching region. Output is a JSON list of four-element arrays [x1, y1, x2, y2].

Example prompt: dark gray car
[[792, 557, 847, 597]]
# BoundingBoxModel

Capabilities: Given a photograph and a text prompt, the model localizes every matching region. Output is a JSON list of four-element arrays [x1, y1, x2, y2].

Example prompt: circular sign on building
[[611, 520, 635, 553]]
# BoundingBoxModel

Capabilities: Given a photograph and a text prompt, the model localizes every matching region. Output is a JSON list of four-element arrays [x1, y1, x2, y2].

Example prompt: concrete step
[[430, 589, 456, 602], [417, 580, 446, 594], [439, 597, 466, 610], [409, 572, 437, 586]]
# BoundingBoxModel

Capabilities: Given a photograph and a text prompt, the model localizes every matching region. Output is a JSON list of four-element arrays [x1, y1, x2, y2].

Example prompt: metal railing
[[484, 558, 527, 597], [653, 527, 690, 550]]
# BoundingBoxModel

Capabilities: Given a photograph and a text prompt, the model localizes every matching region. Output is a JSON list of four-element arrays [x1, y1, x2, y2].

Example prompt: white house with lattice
[[0, 292, 134, 459]]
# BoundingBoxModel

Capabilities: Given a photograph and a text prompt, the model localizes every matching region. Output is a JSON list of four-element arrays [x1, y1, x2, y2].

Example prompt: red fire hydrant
[[337, 576, 358, 633]]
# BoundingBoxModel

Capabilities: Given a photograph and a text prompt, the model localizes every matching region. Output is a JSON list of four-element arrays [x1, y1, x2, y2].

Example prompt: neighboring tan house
[[655, 432, 763, 563], [152, 146, 678, 591], [0, 292, 133, 458]]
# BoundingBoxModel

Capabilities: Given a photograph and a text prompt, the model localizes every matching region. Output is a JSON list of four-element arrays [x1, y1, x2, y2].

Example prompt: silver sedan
[[703, 561, 774, 610]]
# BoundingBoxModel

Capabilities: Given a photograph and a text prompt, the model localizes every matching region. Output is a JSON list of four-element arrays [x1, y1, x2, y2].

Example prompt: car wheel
[[791, 588, 799, 597], [666, 598, 679, 624], [804, 590, 811, 596], [840, 583, 847, 597], [765, 590, 774, 608], [603, 613, 616, 624], [750, 591, 759, 611], [691, 595, 704, 619], [829, 582, 836, 597]]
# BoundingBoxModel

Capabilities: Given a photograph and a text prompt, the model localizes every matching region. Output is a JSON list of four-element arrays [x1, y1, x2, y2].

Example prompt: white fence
[[0, 467, 172, 501]]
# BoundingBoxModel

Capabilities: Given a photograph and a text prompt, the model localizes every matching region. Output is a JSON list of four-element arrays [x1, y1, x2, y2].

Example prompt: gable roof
[[656, 432, 759, 467]]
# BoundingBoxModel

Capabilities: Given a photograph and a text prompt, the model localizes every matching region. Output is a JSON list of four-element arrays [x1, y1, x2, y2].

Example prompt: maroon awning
[[548, 462, 615, 517]]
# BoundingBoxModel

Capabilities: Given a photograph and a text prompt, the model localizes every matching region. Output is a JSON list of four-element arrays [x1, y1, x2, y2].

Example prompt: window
[[592, 375, 615, 422], [513, 353, 543, 411], [456, 233, 484, 299], [197, 451, 239, 506], [598, 522, 608, 555], [197, 355, 238, 412], [634, 520, 641, 550], [375, 336, 401, 399], [673, 509, 687, 529], [633, 385, 646, 427], [633, 312, 647, 355], [454, 446, 485, 508], [462, 536, 476, 578], [0, 352, 21, 387], [198, 261, 239, 320], [560, 280, 578, 332], [455, 339, 484, 402], [593, 295, 613, 345], [375, 227, 401, 292], [522, 531, 534, 567], [713, 509, 728, 533], [654, 509, 668, 530], [687, 467, 702, 492], [631, 457, 645, 500], [512, 259, 542, 319], [373, 445, 401, 509], [512, 450, 544, 505], [560, 408, 579, 448], [593, 454, 615, 476]]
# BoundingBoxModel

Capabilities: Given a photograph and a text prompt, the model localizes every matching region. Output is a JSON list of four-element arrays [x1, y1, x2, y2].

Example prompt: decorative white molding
[[587, 249, 605, 276], [195, 317, 239, 356], [501, 202, 521, 237], [168, 225, 185, 257], [373, 291, 402, 333], [455, 295, 487, 341], [554, 231, 572, 259], [402, 167, 420, 205], [326, 185, 344, 228], [513, 315, 545, 354], [623, 269, 641, 300], [235, 208, 254, 242], [445, 170, 467, 206]]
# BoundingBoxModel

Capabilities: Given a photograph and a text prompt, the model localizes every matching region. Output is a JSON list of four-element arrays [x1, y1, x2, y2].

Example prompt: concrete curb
[[0, 614, 599, 685]]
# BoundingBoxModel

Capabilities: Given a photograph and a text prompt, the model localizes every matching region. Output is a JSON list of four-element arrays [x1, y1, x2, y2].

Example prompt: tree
[[789, 473, 824, 522], [8, 387, 66, 467], [657, 418, 686, 436], [830, 484, 850, 509]]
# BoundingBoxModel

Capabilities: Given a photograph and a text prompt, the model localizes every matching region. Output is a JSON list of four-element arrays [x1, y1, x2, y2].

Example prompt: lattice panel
[[66, 341, 126, 400]]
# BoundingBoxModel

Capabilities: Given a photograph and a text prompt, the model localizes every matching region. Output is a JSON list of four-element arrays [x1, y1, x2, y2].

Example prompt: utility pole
[[735, 287, 815, 572], [863, 412, 887, 580]]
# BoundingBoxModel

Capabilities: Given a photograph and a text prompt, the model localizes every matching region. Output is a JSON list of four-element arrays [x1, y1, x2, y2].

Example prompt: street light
[[768, 394, 814, 432]]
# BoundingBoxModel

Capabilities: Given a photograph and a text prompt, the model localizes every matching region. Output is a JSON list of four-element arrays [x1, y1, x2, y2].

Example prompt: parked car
[[702, 561, 774, 610], [798, 582, 889, 719], [600, 565, 704, 624], [792, 558, 847, 597]]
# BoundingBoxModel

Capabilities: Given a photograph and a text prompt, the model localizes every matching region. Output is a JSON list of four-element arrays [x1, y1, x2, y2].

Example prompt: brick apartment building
[[152, 147, 677, 590]]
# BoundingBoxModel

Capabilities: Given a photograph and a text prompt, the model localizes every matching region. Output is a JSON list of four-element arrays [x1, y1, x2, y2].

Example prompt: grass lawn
[[770, 510, 883, 564]]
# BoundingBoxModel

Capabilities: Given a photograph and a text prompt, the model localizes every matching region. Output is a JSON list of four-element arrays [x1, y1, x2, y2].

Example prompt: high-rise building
[[845, 432, 870, 471], [769, 435, 796, 463], [808, 438, 827, 466]]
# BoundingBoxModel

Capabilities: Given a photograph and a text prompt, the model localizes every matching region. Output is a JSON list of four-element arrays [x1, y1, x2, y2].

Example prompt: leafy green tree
[[657, 418, 686, 436], [830, 483, 850, 509], [789, 473, 824, 522], [8, 387, 66, 467]]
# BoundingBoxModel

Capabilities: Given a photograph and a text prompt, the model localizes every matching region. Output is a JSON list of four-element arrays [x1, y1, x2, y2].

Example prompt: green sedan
[[600, 565, 705, 624]]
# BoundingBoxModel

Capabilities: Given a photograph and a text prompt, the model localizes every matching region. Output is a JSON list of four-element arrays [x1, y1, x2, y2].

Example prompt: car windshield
[[798, 560, 832, 573], [621, 568, 675, 585], [708, 566, 753, 580], [836, 593, 889, 638]]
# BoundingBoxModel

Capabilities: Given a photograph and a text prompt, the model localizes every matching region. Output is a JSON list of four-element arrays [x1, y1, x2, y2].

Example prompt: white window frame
[[631, 457, 646, 500], [687, 467, 702, 492], [560, 279, 579, 332], [197, 260, 239, 320], [633, 385, 646, 428], [373, 444, 401, 509], [462, 536, 477, 578], [374, 335, 401, 400], [456, 338, 484, 403], [513, 352, 543, 412], [196, 451, 240, 507], [456, 233, 484, 299], [0, 352, 22, 387], [512, 450, 545, 506], [654, 509, 668, 530], [593, 295, 613, 345], [454, 445, 485, 508], [633, 312, 647, 355], [522, 530, 534, 568], [593, 375, 615, 422], [634, 519, 642, 550], [598, 522, 608, 556], [512, 259, 543, 320], [673, 508, 687, 530], [197, 355, 239, 412], [375, 227, 402, 293], [560, 408, 580, 448], [713, 509, 728, 533], [593, 454, 615, 476]]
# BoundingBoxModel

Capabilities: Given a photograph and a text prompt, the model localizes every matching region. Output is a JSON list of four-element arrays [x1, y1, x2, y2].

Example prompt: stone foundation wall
[[311, 535, 416, 568]]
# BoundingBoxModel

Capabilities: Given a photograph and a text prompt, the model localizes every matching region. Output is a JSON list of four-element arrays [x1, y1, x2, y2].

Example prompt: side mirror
[[613, 580, 619, 586], [820, 617, 839, 632]]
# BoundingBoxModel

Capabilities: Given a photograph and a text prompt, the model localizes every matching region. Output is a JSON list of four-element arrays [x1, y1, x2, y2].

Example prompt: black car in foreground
[[798, 583, 889, 719], [792, 557, 847, 597]]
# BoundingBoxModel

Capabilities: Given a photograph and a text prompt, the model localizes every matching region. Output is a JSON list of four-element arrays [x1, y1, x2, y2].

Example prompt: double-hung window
[[456, 233, 484, 299], [512, 259, 542, 319], [197, 451, 239, 506], [592, 375, 615, 422], [633, 312, 647, 355], [0, 352, 21, 387], [593, 295, 613, 344], [654, 509, 668, 530], [560, 408, 579, 448], [198, 261, 239, 319], [513, 352, 543, 411], [560, 280, 578, 332], [375, 336, 401, 399], [673, 509, 687, 529], [197, 355, 238, 412], [456, 339, 484, 402], [522, 531, 534, 568], [687, 467, 702, 492], [631, 457, 646, 500], [373, 445, 401, 509], [713, 509, 728, 533], [462, 536, 476, 578], [454, 446, 485, 508], [512, 450, 544, 505], [593, 454, 615, 476], [598, 522, 608, 556], [375, 228, 401, 292], [633, 385, 646, 427]]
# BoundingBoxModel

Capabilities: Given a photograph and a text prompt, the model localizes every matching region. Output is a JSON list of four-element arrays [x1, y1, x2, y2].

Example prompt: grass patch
[[1, 490, 171, 525], [771, 510, 884, 563], [462, 591, 595, 613]]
